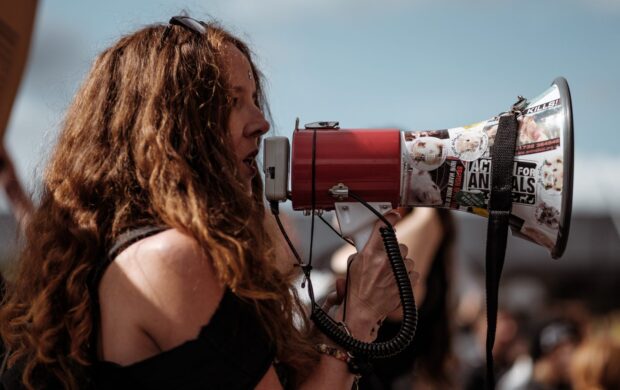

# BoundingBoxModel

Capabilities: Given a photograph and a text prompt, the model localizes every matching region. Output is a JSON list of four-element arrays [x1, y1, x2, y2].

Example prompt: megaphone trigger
[[334, 202, 393, 252]]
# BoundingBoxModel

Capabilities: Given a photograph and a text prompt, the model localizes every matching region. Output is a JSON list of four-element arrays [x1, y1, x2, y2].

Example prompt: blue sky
[[2, 0, 620, 212]]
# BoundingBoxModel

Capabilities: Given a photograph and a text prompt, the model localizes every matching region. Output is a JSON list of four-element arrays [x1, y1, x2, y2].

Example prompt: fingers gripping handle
[[311, 222, 418, 359], [334, 202, 393, 251]]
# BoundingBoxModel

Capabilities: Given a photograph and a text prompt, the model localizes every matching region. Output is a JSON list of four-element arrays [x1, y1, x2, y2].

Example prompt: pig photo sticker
[[407, 136, 447, 171], [451, 129, 488, 162]]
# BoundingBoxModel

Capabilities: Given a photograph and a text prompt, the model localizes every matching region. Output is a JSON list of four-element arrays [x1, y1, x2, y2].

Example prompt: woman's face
[[224, 44, 270, 192]]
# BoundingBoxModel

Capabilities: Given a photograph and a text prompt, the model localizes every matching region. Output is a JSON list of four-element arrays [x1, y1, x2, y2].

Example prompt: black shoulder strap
[[107, 226, 169, 260], [90, 225, 168, 289], [485, 112, 519, 390]]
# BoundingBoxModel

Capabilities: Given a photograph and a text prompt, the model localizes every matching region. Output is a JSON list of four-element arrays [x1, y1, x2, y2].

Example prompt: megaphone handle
[[351, 229, 372, 253], [334, 202, 393, 252]]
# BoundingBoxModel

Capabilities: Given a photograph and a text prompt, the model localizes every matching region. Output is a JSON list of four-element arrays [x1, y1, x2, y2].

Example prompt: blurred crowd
[[454, 294, 620, 390]]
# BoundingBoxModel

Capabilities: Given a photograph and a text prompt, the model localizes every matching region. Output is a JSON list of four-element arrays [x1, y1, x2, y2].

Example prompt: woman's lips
[[242, 157, 257, 177], [242, 149, 259, 175]]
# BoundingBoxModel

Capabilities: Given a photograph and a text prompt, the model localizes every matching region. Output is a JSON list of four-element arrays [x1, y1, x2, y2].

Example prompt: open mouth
[[242, 150, 259, 175]]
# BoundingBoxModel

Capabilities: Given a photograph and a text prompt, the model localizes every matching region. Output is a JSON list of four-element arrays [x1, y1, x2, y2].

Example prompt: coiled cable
[[309, 190, 418, 358]]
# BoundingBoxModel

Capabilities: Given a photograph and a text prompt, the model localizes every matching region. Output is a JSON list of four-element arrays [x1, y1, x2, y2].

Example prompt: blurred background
[[1, 1, 619, 389]]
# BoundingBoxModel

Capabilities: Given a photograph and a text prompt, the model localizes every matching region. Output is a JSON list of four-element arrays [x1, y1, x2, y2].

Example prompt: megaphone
[[265, 77, 573, 259], [263, 77, 574, 364]]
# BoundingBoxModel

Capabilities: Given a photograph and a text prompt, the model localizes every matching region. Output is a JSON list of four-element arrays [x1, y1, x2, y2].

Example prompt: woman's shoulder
[[104, 228, 222, 297], [99, 228, 225, 359], [117, 227, 199, 255]]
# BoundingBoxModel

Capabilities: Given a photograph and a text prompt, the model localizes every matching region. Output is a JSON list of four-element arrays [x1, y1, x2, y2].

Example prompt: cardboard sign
[[0, 0, 38, 139]]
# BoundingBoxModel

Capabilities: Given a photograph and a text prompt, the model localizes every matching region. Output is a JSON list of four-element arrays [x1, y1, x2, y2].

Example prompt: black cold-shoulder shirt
[[1, 227, 286, 390], [93, 289, 276, 389], [89, 227, 282, 390]]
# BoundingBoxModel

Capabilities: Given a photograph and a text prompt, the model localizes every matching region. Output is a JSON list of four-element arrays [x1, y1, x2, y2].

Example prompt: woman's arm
[[331, 208, 443, 305], [389, 208, 443, 304]]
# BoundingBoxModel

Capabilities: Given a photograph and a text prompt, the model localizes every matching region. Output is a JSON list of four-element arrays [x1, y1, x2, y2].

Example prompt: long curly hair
[[0, 20, 318, 389]]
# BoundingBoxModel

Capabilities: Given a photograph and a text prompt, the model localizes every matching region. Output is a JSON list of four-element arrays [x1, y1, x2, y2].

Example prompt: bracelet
[[315, 343, 351, 363], [335, 322, 373, 376], [315, 322, 353, 363], [316, 323, 374, 379], [315, 345, 373, 378]]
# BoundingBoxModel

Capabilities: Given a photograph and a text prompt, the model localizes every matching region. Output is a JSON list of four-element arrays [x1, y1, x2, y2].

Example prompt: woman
[[0, 16, 415, 389]]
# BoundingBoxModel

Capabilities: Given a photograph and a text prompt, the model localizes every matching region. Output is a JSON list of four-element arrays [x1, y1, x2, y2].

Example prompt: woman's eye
[[232, 97, 240, 107]]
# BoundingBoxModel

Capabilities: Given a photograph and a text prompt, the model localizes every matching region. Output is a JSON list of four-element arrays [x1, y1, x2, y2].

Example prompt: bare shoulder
[[99, 228, 224, 356], [113, 228, 214, 282]]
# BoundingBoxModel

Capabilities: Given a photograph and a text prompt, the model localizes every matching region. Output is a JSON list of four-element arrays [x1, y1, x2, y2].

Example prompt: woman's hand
[[332, 211, 419, 341]]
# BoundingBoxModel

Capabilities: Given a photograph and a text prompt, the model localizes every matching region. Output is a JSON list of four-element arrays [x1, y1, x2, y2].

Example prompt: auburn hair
[[0, 20, 318, 389]]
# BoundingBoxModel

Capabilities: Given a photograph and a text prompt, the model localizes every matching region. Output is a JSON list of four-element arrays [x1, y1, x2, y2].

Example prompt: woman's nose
[[245, 107, 270, 137]]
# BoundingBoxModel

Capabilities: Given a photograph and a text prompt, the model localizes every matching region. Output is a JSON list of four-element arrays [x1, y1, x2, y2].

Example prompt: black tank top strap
[[89, 225, 168, 296], [107, 225, 169, 260]]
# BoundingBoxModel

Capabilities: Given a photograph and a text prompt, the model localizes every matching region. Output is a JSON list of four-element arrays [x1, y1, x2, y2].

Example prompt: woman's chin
[[238, 175, 253, 195], [238, 162, 257, 194]]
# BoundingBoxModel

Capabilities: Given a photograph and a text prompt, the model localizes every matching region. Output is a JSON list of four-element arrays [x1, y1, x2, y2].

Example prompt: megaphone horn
[[265, 77, 574, 259]]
